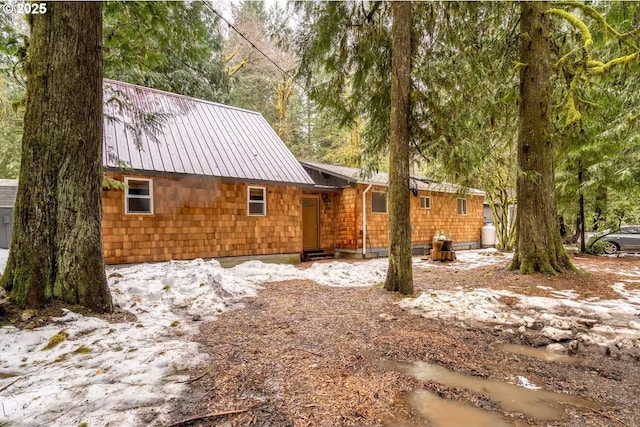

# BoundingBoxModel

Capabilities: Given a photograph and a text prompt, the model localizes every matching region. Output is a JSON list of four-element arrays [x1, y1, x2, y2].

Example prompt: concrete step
[[302, 250, 335, 261]]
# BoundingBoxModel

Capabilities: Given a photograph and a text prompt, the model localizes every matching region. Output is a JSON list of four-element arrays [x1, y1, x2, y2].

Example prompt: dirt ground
[[172, 254, 640, 427]]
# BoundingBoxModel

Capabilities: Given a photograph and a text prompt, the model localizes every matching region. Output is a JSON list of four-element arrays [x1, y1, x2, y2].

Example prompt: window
[[125, 177, 153, 214], [372, 191, 387, 214], [420, 196, 431, 210], [248, 186, 266, 216], [457, 198, 467, 215]]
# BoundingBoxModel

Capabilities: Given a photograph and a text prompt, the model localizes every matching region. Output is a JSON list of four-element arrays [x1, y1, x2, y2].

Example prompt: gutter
[[362, 184, 373, 258]]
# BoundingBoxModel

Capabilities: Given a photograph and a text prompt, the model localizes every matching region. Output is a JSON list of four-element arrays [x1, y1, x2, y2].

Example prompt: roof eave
[[102, 167, 314, 187], [299, 161, 358, 184]]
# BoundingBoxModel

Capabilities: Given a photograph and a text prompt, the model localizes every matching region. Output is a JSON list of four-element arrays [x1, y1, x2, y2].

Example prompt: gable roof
[[102, 80, 313, 186], [300, 161, 485, 196], [0, 179, 18, 207]]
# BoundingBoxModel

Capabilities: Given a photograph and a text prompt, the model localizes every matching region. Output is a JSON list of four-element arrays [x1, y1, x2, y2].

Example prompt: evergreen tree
[[411, 2, 520, 251], [103, 1, 229, 102], [384, 1, 413, 295], [0, 13, 27, 179], [552, 1, 640, 246], [508, 1, 574, 274], [224, 1, 304, 151], [295, 1, 393, 173], [0, 77, 23, 178], [1, 2, 113, 312], [296, 1, 415, 293]]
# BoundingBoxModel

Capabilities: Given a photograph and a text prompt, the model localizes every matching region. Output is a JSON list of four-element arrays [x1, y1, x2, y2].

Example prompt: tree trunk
[[559, 215, 567, 237], [578, 162, 586, 253], [487, 185, 516, 251], [508, 1, 574, 274], [1, 2, 113, 312], [593, 191, 606, 231], [275, 76, 294, 143], [384, 1, 413, 295]]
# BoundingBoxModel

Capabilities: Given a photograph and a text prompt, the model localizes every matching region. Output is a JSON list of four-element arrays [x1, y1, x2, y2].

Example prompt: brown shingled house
[[299, 162, 485, 259], [101, 80, 316, 265], [100, 80, 485, 264]]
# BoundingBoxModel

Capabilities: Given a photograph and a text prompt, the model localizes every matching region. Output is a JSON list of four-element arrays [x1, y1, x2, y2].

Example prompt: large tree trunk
[[1, 2, 113, 312], [509, 1, 573, 274], [384, 1, 413, 295]]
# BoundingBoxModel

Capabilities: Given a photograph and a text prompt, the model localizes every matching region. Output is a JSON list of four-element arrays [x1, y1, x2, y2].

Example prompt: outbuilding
[[0, 179, 18, 249]]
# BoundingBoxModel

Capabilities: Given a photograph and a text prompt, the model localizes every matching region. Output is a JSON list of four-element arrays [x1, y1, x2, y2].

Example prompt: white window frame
[[371, 191, 387, 214], [124, 177, 153, 215], [420, 196, 431, 210], [457, 198, 467, 215], [247, 186, 267, 216]]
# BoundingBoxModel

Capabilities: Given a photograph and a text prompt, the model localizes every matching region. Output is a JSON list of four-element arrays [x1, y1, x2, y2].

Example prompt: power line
[[202, 1, 306, 93]]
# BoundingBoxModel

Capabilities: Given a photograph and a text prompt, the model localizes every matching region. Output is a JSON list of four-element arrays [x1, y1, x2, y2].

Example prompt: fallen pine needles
[[166, 406, 254, 427]]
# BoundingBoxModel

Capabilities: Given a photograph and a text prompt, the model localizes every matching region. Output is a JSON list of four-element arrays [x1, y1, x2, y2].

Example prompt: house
[[2, 80, 486, 264], [101, 79, 316, 265], [0, 179, 18, 249], [299, 162, 485, 258]]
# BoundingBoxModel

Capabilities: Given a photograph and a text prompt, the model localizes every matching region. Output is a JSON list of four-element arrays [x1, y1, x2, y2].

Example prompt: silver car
[[602, 225, 640, 254]]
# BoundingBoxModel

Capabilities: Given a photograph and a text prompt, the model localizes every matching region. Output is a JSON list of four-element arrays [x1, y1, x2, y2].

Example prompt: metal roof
[[0, 179, 18, 207], [300, 161, 485, 196], [102, 80, 314, 186]]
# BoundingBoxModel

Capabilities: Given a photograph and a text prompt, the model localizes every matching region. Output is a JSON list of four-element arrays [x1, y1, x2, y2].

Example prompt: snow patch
[[2, 247, 638, 425], [516, 376, 542, 390], [401, 277, 640, 353], [0, 257, 259, 426], [0, 250, 390, 426], [413, 248, 513, 271]]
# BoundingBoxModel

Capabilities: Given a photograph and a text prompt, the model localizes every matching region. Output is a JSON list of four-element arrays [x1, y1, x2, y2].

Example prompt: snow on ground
[[403, 251, 640, 355], [413, 248, 513, 270], [0, 252, 386, 426], [1, 248, 639, 425], [228, 258, 388, 287], [0, 257, 259, 426]]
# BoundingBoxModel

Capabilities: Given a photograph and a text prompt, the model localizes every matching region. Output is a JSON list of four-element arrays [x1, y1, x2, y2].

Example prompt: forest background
[[1, 0, 639, 248]]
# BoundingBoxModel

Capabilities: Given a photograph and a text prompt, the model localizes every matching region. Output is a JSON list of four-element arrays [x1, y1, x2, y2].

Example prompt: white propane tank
[[481, 223, 496, 248]]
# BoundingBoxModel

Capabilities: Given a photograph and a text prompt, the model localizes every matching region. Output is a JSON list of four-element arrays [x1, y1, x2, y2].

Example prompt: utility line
[[202, 1, 307, 93], [205, 0, 513, 177]]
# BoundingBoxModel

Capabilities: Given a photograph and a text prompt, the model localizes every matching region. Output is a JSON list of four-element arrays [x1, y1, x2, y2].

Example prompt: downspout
[[362, 184, 373, 258]]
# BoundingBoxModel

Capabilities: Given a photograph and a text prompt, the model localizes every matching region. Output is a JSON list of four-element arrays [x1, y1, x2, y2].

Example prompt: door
[[302, 197, 319, 250]]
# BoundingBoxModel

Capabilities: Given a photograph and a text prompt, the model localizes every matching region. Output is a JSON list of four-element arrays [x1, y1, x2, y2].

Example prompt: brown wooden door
[[302, 197, 319, 249]]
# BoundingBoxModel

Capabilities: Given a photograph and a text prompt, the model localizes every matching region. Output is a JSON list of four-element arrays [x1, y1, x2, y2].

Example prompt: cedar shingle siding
[[300, 163, 485, 256], [103, 173, 303, 264]]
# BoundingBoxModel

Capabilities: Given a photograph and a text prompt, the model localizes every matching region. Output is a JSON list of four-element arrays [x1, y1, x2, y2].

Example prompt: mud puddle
[[406, 389, 514, 427], [383, 361, 596, 425], [497, 343, 583, 363]]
